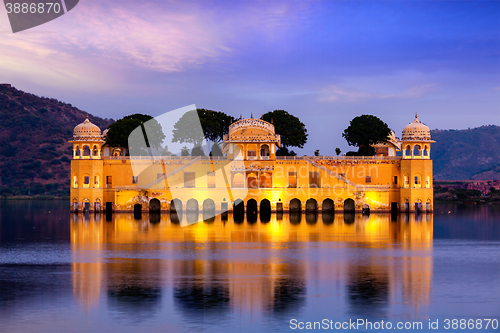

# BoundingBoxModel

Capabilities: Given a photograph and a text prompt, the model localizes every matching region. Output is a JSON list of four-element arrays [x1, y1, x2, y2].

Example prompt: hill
[[431, 125, 500, 180], [0, 84, 112, 196]]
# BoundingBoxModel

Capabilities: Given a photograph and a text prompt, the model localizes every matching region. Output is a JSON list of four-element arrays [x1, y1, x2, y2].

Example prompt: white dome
[[402, 115, 431, 141], [73, 116, 102, 140]]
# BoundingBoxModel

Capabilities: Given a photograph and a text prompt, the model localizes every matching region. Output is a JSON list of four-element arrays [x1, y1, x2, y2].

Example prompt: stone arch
[[149, 198, 161, 212], [259, 172, 272, 188], [322, 198, 334, 213], [246, 199, 258, 214], [413, 145, 421, 157], [72, 198, 78, 211], [233, 198, 244, 214], [171, 199, 182, 213], [289, 198, 301, 213], [305, 198, 318, 213], [83, 174, 90, 188], [134, 203, 142, 219], [344, 198, 355, 213], [94, 174, 100, 187], [260, 144, 270, 158], [203, 199, 215, 220], [233, 144, 243, 160], [414, 173, 422, 188], [186, 199, 199, 224], [83, 145, 91, 157], [423, 145, 429, 157], [404, 174, 410, 188], [247, 172, 258, 189], [186, 199, 198, 213], [260, 199, 271, 214], [233, 198, 244, 223], [232, 172, 245, 188]]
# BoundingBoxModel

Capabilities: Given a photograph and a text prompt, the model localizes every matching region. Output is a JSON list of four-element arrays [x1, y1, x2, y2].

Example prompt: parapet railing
[[103, 155, 401, 161], [103, 156, 229, 161]]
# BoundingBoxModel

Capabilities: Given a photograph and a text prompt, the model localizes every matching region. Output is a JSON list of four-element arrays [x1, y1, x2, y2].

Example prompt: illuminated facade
[[70, 114, 434, 213]]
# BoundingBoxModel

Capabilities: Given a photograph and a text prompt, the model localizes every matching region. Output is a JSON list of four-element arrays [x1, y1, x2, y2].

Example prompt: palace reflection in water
[[70, 212, 433, 318]]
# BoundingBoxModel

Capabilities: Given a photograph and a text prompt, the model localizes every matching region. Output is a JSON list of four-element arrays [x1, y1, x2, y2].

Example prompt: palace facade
[[69, 114, 434, 214]]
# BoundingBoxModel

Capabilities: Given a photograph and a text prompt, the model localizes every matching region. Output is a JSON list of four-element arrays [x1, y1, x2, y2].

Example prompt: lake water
[[0, 200, 499, 332]]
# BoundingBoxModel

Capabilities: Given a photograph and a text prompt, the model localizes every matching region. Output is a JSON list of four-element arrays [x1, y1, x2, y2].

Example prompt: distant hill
[[0, 84, 112, 196], [431, 125, 500, 180]]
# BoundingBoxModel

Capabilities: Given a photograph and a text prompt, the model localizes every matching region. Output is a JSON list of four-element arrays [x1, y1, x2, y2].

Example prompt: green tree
[[262, 110, 308, 156], [314, 149, 320, 156], [191, 146, 206, 156], [172, 109, 235, 146], [342, 115, 391, 156], [335, 147, 341, 156], [161, 145, 172, 156], [210, 143, 223, 157], [180, 146, 190, 156], [106, 114, 165, 149]]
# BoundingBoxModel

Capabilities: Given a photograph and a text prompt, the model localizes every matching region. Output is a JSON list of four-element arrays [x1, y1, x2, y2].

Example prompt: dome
[[73, 116, 102, 140], [402, 114, 431, 141]]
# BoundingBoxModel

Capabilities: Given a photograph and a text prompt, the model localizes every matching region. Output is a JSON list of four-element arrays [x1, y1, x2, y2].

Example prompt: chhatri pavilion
[[69, 114, 434, 214]]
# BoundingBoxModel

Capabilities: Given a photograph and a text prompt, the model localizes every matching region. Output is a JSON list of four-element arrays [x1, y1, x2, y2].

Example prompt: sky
[[1, 0, 499, 155]]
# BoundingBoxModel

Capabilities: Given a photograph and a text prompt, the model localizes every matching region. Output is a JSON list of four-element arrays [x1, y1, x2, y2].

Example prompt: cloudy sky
[[1, 0, 499, 154]]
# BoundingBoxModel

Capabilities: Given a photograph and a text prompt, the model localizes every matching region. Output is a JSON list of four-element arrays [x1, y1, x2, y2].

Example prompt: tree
[[161, 145, 171, 156], [314, 149, 320, 156], [262, 110, 308, 156], [180, 146, 190, 156], [335, 147, 341, 156], [106, 114, 165, 149], [342, 115, 391, 156], [191, 146, 206, 156], [172, 109, 235, 146]]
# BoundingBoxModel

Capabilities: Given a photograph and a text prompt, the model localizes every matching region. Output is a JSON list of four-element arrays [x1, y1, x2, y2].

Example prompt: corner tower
[[69, 116, 105, 212], [400, 114, 435, 212]]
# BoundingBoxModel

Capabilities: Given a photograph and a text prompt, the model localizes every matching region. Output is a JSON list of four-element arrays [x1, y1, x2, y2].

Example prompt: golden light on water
[[70, 212, 433, 314]]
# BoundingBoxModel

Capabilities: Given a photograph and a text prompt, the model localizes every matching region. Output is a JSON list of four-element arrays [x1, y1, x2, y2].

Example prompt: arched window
[[75, 146, 81, 158], [414, 174, 422, 188], [83, 146, 91, 157], [247, 173, 258, 189], [113, 149, 121, 156], [426, 175, 431, 188], [413, 145, 421, 157], [260, 172, 272, 188], [92, 145, 98, 157], [73, 175, 78, 188], [83, 174, 90, 188], [94, 174, 100, 187], [423, 145, 429, 157], [405, 145, 411, 157], [404, 174, 409, 188], [232, 172, 244, 188], [260, 144, 270, 158]]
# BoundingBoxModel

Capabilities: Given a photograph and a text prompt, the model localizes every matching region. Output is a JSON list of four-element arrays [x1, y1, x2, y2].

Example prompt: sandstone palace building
[[69, 115, 434, 214]]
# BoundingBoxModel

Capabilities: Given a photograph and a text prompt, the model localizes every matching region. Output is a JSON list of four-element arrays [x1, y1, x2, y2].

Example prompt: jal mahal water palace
[[69, 115, 434, 215]]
